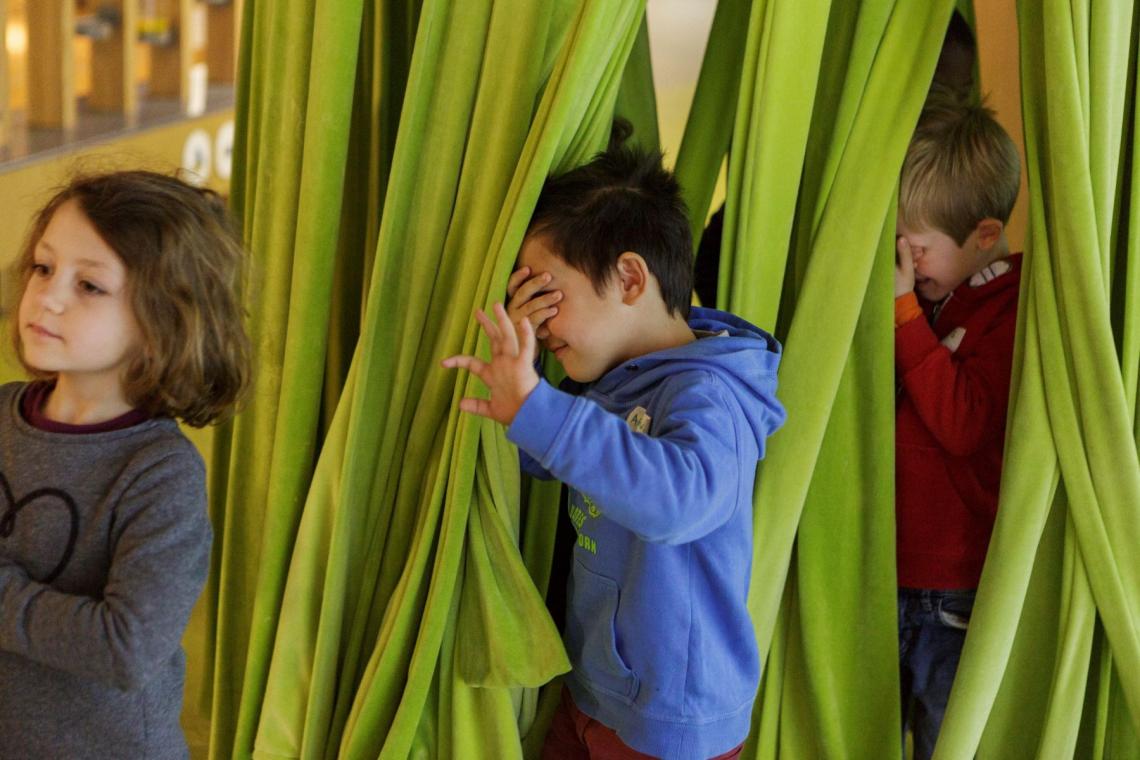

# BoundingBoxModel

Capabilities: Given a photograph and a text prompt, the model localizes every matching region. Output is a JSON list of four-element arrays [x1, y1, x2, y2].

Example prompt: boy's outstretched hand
[[895, 236, 916, 297], [442, 303, 540, 425]]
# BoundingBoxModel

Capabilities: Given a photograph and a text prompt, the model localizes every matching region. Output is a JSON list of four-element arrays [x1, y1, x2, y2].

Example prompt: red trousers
[[542, 687, 745, 760]]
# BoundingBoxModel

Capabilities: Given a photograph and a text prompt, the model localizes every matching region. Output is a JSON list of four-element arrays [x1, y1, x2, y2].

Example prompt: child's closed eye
[[78, 280, 107, 295]]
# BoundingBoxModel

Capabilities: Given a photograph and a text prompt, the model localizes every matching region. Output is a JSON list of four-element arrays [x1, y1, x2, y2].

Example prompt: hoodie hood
[[589, 306, 786, 450]]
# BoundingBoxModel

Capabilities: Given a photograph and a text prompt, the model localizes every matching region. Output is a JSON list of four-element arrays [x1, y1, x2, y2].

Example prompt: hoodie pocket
[[565, 562, 640, 703]]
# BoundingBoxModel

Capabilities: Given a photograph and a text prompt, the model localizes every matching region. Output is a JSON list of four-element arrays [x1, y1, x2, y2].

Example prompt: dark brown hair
[[11, 170, 252, 426], [528, 120, 693, 318]]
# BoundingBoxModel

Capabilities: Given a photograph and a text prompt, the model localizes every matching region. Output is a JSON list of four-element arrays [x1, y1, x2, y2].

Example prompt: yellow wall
[[0, 109, 234, 282], [975, 2, 1027, 253]]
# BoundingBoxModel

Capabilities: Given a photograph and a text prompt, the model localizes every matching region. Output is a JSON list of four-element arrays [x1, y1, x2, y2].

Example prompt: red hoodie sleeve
[[895, 313, 1016, 457]]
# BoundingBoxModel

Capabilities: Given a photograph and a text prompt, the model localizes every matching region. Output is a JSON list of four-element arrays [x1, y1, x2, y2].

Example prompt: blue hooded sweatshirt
[[507, 307, 785, 760]]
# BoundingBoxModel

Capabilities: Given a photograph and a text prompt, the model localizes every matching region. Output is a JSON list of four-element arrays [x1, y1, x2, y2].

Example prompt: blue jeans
[[898, 587, 976, 760]]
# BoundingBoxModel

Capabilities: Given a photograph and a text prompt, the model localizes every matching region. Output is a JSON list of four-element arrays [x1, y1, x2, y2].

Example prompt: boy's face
[[517, 234, 633, 383], [896, 221, 986, 302]]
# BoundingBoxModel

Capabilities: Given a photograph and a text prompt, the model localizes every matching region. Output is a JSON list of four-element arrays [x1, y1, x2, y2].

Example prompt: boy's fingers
[[475, 308, 502, 346], [506, 267, 531, 298], [511, 272, 552, 306], [529, 306, 558, 326], [441, 354, 488, 380], [522, 289, 561, 315], [459, 397, 494, 418], [518, 308, 537, 359], [494, 302, 521, 357], [896, 237, 913, 268]]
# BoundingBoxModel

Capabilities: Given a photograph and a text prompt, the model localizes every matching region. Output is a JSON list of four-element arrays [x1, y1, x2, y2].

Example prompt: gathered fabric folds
[[185, 1, 1140, 758], [937, 2, 1140, 758], [200, 1, 645, 757]]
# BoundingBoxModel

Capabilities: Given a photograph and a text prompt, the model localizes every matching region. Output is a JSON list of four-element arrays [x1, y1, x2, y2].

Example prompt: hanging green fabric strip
[[200, 2, 1140, 757], [678, 1, 951, 756], [321, 0, 423, 431], [748, 5, 953, 757], [672, 0, 751, 251], [937, 1, 1140, 757], [718, 0, 831, 331], [614, 15, 660, 152], [242, 1, 645, 757], [199, 1, 371, 757]]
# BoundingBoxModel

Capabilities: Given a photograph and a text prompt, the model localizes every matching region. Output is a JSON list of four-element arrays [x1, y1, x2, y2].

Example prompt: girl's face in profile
[[19, 199, 143, 400]]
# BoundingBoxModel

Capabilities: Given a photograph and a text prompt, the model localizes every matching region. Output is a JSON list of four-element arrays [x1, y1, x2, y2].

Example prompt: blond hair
[[10, 170, 252, 427], [899, 86, 1021, 245]]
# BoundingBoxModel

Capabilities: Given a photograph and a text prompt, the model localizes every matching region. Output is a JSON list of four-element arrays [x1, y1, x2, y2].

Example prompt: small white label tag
[[625, 406, 651, 434]]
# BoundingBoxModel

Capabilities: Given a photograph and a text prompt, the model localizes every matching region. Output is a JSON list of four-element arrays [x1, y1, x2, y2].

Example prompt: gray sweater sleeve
[[0, 450, 210, 691]]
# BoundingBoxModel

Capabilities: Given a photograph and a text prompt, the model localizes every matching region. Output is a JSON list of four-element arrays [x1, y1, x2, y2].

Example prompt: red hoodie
[[895, 254, 1022, 589]]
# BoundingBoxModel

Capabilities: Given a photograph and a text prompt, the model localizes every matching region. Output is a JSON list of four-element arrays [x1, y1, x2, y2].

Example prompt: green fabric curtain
[[673, 0, 750, 251], [935, 2, 1140, 758], [613, 16, 660, 152], [321, 0, 423, 428], [675, 2, 953, 757], [192, 1, 391, 757], [191, 0, 1140, 757], [206, 1, 646, 756], [676, 2, 1140, 756]]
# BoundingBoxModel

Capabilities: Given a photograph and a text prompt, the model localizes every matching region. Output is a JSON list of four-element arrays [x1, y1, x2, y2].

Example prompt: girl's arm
[[0, 451, 210, 691]]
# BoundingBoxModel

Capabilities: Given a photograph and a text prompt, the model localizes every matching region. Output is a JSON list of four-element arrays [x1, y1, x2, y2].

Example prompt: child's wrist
[[505, 374, 540, 426], [894, 292, 923, 327]]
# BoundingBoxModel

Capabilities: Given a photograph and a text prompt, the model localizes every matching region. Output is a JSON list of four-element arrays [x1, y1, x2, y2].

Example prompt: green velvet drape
[[202, 1, 646, 756], [672, 2, 1140, 758], [190, 1, 1140, 758], [195, 1, 390, 756], [676, 2, 954, 757], [937, 2, 1140, 758]]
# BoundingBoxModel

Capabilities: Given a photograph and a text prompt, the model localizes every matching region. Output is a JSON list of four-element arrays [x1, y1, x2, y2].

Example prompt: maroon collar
[[21, 381, 151, 434]]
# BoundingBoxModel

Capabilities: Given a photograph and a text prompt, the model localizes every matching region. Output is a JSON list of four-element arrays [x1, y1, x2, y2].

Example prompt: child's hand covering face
[[442, 303, 540, 425], [895, 236, 917, 298], [506, 266, 562, 357]]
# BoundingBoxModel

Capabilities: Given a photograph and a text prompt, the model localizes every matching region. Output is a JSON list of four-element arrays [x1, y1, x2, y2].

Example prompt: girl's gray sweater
[[0, 382, 210, 759]]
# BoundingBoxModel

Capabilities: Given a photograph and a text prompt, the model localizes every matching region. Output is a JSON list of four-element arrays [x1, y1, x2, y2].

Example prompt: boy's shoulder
[[967, 255, 1017, 288], [944, 253, 1022, 320]]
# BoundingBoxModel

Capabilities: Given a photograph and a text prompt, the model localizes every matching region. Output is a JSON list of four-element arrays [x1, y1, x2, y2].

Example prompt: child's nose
[[33, 279, 67, 313]]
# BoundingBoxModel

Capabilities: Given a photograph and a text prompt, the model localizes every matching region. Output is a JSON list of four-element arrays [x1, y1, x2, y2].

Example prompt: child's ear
[[614, 252, 649, 304], [975, 218, 1004, 251]]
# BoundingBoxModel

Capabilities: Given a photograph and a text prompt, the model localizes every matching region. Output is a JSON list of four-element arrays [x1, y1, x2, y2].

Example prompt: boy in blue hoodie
[[443, 136, 785, 760]]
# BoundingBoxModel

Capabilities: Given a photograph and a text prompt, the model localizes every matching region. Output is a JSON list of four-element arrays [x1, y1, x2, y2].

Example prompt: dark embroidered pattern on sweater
[[0, 471, 79, 584]]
